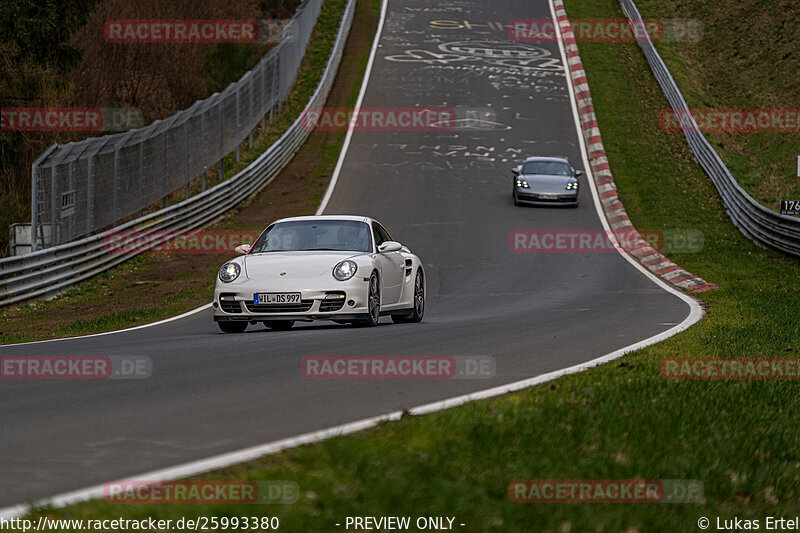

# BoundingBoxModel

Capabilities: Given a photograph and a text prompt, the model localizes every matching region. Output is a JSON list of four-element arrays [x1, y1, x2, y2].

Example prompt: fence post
[[51, 164, 58, 245], [139, 142, 144, 217], [30, 144, 58, 250], [261, 60, 267, 131], [184, 121, 190, 199], [112, 147, 119, 228], [31, 161, 39, 252], [201, 111, 207, 192], [249, 74, 254, 149], [162, 132, 168, 208], [87, 154, 94, 237], [219, 101, 224, 181], [235, 87, 241, 162], [270, 53, 278, 123], [68, 160, 74, 241]]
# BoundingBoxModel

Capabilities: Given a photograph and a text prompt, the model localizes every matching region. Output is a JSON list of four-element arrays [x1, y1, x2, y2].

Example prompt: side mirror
[[234, 244, 251, 254], [512, 166, 521, 176], [575, 169, 584, 177], [378, 241, 402, 253]]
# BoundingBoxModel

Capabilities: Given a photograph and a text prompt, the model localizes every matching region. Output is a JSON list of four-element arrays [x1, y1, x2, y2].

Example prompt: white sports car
[[213, 215, 425, 333]]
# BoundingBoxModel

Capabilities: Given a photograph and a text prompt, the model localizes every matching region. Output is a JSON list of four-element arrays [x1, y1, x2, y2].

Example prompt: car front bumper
[[515, 189, 579, 206], [213, 276, 371, 322]]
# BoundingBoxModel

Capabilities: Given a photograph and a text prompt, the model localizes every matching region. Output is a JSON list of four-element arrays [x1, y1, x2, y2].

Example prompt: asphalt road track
[[0, 0, 692, 508]]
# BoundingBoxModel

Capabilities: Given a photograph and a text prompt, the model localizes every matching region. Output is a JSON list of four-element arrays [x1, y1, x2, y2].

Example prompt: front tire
[[217, 321, 247, 333], [356, 272, 381, 327], [392, 269, 425, 323]]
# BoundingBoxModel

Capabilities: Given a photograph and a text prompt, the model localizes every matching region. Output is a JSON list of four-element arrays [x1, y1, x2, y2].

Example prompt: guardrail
[[620, 0, 800, 258], [0, 0, 356, 308]]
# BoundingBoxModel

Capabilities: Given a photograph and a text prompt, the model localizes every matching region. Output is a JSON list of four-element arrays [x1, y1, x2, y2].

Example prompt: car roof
[[271, 215, 373, 225], [524, 156, 570, 164]]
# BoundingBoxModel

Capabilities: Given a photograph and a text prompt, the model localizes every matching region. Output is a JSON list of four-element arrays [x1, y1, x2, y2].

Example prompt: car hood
[[521, 173, 574, 192], [242, 251, 365, 279]]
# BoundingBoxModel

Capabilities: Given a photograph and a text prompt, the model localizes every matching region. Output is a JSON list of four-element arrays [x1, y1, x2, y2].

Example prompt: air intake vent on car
[[219, 294, 242, 313], [244, 300, 313, 313]]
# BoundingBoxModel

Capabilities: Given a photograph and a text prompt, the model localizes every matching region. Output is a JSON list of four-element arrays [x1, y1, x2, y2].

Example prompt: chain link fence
[[31, 0, 322, 250]]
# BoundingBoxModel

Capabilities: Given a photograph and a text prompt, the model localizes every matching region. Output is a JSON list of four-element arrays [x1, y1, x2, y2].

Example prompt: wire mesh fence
[[31, 0, 322, 250]]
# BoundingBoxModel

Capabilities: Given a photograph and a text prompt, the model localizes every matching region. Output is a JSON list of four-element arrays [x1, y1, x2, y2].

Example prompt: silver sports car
[[213, 215, 425, 333], [512, 156, 583, 207]]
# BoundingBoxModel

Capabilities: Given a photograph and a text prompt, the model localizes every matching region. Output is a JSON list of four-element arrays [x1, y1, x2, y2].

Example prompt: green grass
[[15, 0, 800, 530], [632, 0, 800, 208], [57, 282, 213, 335]]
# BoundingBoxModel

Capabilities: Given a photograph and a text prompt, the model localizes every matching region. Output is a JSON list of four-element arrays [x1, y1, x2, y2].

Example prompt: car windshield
[[249, 220, 372, 253], [522, 161, 571, 176]]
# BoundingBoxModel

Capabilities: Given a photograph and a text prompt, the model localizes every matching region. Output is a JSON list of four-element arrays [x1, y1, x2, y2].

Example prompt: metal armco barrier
[[0, 0, 356, 308], [620, 0, 800, 258]]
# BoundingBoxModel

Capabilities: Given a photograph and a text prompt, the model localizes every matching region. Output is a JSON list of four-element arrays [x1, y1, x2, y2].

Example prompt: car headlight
[[332, 260, 358, 281], [218, 262, 241, 283], [565, 181, 578, 190], [516, 179, 530, 189]]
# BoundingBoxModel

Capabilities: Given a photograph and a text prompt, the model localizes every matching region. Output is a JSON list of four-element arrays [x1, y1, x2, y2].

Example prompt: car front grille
[[519, 193, 576, 202], [244, 300, 314, 313]]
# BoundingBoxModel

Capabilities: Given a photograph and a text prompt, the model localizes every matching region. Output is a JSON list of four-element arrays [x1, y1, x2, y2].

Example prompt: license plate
[[539, 193, 557, 200], [254, 292, 301, 305]]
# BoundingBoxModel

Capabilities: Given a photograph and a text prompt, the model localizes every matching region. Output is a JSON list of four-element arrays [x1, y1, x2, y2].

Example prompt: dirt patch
[[0, 0, 379, 344]]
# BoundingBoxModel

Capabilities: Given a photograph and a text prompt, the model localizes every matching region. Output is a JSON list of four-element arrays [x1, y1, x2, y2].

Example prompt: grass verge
[[631, 0, 800, 207], [15, 0, 800, 530]]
